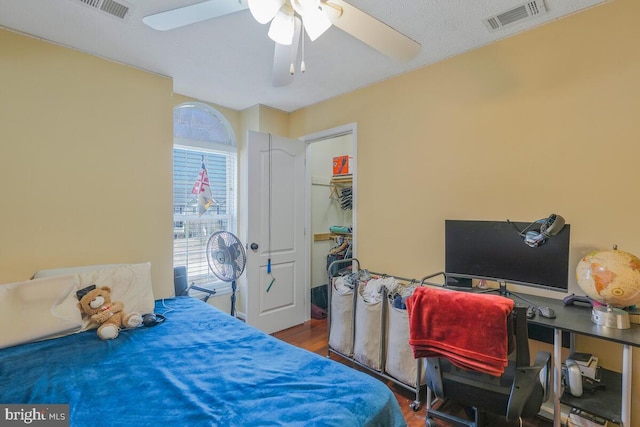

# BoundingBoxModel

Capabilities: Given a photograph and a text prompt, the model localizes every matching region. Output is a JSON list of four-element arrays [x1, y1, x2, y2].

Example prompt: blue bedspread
[[0, 298, 406, 426]]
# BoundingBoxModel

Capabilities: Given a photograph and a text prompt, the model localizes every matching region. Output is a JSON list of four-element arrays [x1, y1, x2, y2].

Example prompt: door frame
[[299, 122, 358, 321]]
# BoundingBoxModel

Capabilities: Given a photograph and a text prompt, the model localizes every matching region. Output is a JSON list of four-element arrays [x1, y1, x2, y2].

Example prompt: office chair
[[408, 289, 551, 427], [173, 266, 217, 302]]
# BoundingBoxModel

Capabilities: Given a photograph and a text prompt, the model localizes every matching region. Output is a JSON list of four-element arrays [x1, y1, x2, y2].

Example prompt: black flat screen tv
[[445, 219, 570, 292]]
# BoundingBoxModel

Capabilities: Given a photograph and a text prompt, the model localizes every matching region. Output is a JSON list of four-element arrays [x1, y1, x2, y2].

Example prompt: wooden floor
[[273, 318, 553, 427]]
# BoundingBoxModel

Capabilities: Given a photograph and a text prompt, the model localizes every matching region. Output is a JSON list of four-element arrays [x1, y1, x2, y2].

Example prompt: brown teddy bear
[[77, 285, 143, 340]]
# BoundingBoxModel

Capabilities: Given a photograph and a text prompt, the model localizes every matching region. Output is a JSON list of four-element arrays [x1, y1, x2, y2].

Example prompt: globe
[[576, 249, 640, 307]]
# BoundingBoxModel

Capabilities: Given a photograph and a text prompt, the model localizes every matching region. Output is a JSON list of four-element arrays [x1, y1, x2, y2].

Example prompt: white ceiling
[[0, 0, 607, 112]]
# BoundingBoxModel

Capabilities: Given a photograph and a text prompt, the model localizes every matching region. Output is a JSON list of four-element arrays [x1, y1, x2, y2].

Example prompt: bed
[[0, 294, 406, 426]]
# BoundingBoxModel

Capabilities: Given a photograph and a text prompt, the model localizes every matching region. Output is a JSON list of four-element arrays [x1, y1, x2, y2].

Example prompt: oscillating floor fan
[[206, 231, 247, 317]]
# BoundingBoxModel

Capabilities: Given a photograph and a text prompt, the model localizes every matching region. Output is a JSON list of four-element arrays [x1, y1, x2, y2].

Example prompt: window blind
[[173, 146, 237, 293]]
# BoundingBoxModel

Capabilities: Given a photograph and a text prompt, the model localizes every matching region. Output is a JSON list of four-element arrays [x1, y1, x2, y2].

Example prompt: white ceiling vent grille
[[483, 0, 547, 32], [72, 0, 133, 21]]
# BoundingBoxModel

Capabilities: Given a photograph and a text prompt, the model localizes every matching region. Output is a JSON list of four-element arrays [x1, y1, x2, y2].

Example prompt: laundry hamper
[[328, 276, 355, 357], [385, 297, 425, 387], [353, 279, 384, 371]]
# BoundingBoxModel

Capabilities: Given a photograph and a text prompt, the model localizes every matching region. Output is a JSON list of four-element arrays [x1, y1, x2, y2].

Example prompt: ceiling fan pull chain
[[289, 42, 296, 75]]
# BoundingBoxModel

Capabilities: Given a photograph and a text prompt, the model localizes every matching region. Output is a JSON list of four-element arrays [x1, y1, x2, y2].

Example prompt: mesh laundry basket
[[328, 276, 355, 357], [353, 280, 384, 371], [385, 297, 425, 387]]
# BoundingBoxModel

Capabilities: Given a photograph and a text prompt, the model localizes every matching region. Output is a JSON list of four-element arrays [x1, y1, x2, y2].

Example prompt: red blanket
[[406, 287, 514, 376]]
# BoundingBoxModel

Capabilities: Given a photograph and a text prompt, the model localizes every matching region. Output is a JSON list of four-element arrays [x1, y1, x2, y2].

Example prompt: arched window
[[173, 102, 237, 295]]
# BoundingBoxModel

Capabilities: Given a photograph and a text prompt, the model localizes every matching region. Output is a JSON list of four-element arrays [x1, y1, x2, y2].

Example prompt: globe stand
[[592, 304, 630, 329]]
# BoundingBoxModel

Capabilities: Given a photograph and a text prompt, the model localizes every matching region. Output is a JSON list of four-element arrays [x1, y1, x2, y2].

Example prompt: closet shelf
[[313, 232, 353, 242], [314, 232, 332, 242], [330, 174, 352, 185]]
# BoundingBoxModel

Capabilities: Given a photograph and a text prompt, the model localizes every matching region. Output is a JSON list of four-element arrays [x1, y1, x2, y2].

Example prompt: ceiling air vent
[[483, 0, 547, 32], [72, 0, 133, 21]]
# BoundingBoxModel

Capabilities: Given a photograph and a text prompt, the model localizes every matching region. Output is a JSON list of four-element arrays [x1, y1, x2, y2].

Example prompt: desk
[[511, 293, 640, 427]]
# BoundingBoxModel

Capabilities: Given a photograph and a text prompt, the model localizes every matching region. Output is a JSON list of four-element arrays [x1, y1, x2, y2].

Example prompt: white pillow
[[32, 264, 125, 277], [0, 275, 83, 349], [33, 262, 155, 330]]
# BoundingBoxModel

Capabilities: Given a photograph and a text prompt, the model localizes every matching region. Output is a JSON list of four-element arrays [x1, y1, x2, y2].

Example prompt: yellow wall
[[291, 0, 640, 287], [0, 29, 175, 297], [289, 0, 640, 421], [2, 0, 640, 420]]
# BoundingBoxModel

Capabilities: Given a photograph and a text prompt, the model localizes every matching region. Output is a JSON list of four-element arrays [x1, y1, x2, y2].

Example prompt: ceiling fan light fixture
[[268, 6, 295, 45], [248, 0, 285, 24], [291, 0, 319, 15], [319, 1, 343, 21]]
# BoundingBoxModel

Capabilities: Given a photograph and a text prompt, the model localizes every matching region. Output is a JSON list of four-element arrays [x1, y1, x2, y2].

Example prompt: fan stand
[[230, 280, 237, 317]]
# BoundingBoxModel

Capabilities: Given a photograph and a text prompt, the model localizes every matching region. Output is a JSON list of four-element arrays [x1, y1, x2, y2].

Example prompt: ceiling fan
[[143, 0, 421, 87]]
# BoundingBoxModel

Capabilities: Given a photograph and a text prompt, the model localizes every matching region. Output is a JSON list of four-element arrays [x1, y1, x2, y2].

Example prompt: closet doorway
[[302, 123, 357, 319]]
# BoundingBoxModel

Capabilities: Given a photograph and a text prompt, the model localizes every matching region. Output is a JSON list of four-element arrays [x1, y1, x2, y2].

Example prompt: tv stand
[[427, 273, 541, 306], [478, 281, 539, 308]]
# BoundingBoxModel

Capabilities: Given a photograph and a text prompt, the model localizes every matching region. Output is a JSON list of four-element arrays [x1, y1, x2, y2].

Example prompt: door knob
[[250, 243, 259, 251]]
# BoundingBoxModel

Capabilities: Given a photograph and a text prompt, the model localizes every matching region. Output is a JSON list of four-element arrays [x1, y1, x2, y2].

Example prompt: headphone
[[142, 313, 166, 327], [522, 214, 566, 248]]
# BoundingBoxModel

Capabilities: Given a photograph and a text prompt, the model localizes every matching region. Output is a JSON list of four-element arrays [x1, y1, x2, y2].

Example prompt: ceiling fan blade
[[143, 0, 249, 31], [322, 0, 420, 61], [272, 17, 302, 87]]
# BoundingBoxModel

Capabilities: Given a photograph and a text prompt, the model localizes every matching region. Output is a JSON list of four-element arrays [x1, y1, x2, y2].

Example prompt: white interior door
[[244, 131, 306, 334]]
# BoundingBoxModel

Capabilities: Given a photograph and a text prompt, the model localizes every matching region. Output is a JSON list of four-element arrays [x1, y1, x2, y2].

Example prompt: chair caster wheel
[[410, 401, 421, 412], [426, 418, 437, 427]]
